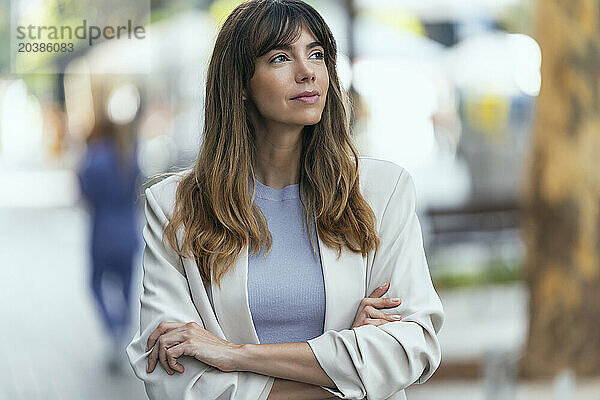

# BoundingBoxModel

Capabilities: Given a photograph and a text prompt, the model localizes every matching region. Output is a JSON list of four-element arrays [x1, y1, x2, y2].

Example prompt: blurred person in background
[[78, 110, 141, 374], [127, 1, 443, 399]]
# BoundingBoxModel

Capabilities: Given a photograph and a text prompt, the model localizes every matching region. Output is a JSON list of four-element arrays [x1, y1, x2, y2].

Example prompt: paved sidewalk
[[406, 378, 600, 400], [0, 207, 146, 400]]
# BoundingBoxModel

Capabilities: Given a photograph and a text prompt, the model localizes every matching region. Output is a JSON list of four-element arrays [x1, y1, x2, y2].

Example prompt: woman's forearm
[[267, 378, 338, 400], [235, 342, 336, 388]]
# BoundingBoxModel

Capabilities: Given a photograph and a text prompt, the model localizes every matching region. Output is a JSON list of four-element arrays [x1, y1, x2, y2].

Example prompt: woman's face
[[246, 25, 329, 129]]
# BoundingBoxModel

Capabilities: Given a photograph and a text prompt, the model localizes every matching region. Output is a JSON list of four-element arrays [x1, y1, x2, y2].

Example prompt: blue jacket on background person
[[78, 136, 140, 266], [77, 134, 141, 373]]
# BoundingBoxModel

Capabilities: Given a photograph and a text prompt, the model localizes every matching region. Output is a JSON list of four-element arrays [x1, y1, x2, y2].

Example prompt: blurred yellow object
[[209, 0, 248, 25], [361, 8, 425, 37], [209, 0, 324, 27], [465, 94, 509, 140]]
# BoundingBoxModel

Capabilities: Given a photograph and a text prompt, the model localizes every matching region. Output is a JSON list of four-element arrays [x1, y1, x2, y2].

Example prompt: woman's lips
[[292, 94, 319, 104]]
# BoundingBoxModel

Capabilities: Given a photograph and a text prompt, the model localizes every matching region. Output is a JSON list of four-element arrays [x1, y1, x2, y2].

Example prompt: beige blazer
[[126, 157, 444, 400]]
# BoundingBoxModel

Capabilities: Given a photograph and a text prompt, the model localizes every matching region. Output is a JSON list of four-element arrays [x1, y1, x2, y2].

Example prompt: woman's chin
[[297, 114, 323, 126], [271, 111, 323, 127]]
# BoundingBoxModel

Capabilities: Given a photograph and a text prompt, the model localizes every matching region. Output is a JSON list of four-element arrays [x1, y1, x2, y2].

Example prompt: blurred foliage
[[433, 258, 523, 290], [209, 0, 247, 25], [150, 0, 205, 24], [149, 6, 181, 24], [21, 74, 60, 99], [0, 0, 10, 72], [208, 0, 319, 26], [498, 0, 537, 36]]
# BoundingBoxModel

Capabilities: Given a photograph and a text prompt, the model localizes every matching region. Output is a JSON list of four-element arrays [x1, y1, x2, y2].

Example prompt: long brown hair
[[164, 0, 380, 288], [88, 80, 137, 176]]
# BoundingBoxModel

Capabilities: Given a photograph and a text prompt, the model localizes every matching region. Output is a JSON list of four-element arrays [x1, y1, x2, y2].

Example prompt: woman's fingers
[[368, 282, 389, 298], [147, 341, 161, 373], [147, 328, 186, 374], [385, 313, 403, 321], [351, 284, 401, 329], [364, 318, 392, 327], [366, 282, 401, 309], [148, 340, 171, 374], [147, 321, 185, 352], [362, 315, 402, 327], [362, 296, 402, 309], [166, 343, 189, 373], [365, 305, 402, 321], [365, 305, 390, 319], [158, 338, 176, 375]]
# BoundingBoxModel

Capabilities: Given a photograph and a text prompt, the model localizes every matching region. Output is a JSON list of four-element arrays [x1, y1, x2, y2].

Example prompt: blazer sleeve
[[307, 169, 444, 400], [126, 187, 275, 400]]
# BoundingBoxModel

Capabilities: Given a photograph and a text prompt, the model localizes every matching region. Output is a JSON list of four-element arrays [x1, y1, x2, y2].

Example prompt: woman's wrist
[[234, 342, 335, 387], [233, 343, 252, 372], [236, 344, 338, 399], [228, 342, 246, 371]]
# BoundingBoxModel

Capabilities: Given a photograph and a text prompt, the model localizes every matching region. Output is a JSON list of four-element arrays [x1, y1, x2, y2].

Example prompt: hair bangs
[[252, 8, 304, 57], [251, 2, 330, 56]]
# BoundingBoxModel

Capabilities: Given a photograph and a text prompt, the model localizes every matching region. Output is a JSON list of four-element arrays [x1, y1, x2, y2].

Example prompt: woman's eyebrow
[[270, 41, 324, 52], [306, 41, 324, 50]]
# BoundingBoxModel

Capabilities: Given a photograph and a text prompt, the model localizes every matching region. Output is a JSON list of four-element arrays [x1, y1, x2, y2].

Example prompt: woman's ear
[[242, 88, 248, 101]]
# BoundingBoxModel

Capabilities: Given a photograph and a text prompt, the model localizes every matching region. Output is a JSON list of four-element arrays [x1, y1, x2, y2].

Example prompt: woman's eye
[[310, 51, 324, 60], [270, 54, 288, 63]]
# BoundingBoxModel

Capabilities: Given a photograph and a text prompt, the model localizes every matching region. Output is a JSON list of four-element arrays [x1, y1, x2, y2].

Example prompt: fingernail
[[380, 282, 389, 288], [391, 315, 402, 320], [391, 298, 400, 302]]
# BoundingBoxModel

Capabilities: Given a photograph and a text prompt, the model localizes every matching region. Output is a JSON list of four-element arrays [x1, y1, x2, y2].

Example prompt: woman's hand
[[146, 321, 242, 375], [351, 282, 402, 328]]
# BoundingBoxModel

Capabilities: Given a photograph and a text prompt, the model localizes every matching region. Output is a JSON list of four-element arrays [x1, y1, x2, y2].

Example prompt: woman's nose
[[295, 60, 316, 83]]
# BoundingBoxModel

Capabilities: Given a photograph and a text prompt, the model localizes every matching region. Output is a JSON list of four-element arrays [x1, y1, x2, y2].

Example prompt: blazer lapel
[[317, 233, 367, 332], [209, 231, 367, 345], [176, 225, 227, 338], [210, 244, 261, 345]]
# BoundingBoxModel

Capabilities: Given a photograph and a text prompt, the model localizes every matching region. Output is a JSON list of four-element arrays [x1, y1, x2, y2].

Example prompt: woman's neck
[[252, 123, 303, 190]]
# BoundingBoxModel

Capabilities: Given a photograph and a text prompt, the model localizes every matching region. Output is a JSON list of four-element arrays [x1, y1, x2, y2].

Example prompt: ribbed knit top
[[246, 178, 326, 344]]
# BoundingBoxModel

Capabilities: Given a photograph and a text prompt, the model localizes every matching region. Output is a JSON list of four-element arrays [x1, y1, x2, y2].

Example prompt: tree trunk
[[521, 0, 600, 377]]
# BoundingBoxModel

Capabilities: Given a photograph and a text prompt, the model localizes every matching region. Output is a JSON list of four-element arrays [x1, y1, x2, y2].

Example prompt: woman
[[127, 1, 444, 399], [78, 115, 140, 373]]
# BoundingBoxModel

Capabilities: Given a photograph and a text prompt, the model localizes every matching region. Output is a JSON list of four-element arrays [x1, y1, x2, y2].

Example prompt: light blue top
[[247, 178, 326, 344]]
